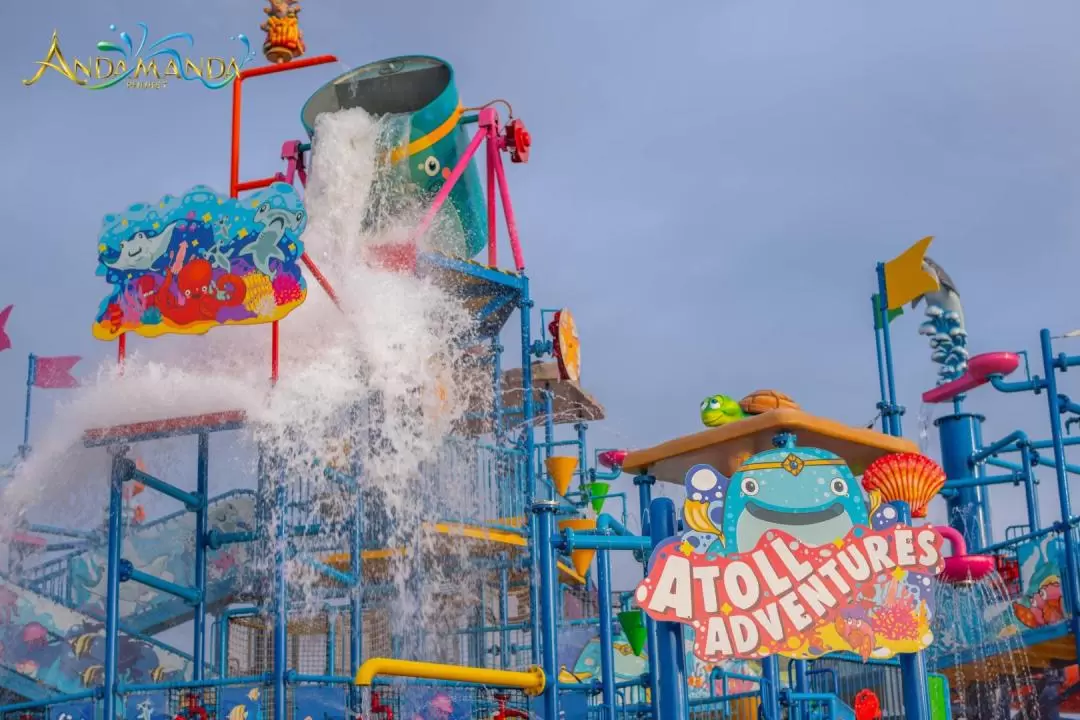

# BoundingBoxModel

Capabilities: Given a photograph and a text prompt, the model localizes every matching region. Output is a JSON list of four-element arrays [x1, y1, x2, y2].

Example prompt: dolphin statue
[[911, 256, 964, 331], [239, 203, 304, 278], [106, 223, 179, 271]]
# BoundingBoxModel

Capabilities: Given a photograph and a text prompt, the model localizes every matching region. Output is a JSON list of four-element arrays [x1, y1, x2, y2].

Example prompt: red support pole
[[227, 54, 340, 383], [271, 321, 279, 384], [117, 333, 126, 374]]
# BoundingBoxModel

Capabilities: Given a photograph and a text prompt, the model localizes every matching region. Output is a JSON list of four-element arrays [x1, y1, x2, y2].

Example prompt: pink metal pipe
[[409, 127, 487, 244], [490, 128, 525, 271], [487, 123, 498, 267]]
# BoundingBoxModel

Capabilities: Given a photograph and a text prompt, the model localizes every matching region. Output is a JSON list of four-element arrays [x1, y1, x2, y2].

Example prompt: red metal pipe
[[117, 333, 126, 373], [369, 691, 394, 720], [301, 253, 341, 306], [240, 54, 338, 80], [271, 320, 280, 384], [236, 175, 283, 193]]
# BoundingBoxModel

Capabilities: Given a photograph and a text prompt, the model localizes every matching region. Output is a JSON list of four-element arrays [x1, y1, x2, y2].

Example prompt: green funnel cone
[[618, 610, 647, 656], [586, 481, 610, 513]]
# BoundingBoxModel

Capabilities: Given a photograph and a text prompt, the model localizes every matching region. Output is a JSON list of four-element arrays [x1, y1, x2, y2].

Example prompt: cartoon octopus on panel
[[638, 441, 944, 662], [93, 183, 307, 340]]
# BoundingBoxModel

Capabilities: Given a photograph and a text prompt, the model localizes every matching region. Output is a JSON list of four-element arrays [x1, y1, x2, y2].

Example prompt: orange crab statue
[[261, 0, 305, 64]]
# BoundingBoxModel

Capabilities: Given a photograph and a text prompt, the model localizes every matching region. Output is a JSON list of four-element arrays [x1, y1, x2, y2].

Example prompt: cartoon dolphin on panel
[[106, 223, 179, 271], [681, 443, 870, 555], [239, 203, 304, 277]]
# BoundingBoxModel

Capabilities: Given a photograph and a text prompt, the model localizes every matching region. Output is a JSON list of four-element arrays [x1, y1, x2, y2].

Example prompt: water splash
[[1, 107, 491, 667], [929, 572, 1042, 720]]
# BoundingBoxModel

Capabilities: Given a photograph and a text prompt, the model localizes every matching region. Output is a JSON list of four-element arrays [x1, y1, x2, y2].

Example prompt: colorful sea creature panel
[[637, 445, 946, 662], [681, 445, 871, 554], [0, 578, 190, 695], [93, 184, 307, 340], [1011, 534, 1069, 629], [700, 394, 747, 427]]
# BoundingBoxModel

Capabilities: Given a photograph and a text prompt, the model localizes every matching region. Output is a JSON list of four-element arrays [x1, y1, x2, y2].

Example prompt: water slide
[[0, 492, 256, 701]]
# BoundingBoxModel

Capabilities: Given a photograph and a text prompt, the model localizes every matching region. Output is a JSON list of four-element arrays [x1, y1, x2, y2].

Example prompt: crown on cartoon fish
[[736, 451, 847, 477]]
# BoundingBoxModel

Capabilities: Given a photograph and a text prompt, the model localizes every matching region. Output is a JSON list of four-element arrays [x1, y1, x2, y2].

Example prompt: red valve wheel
[[506, 118, 531, 163]]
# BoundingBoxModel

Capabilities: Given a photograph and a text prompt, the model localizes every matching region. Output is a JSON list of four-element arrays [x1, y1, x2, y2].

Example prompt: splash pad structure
[[5, 47, 1076, 720]]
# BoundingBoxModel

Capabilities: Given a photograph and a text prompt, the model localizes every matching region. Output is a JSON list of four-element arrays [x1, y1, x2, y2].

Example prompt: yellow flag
[[882, 236, 940, 310]]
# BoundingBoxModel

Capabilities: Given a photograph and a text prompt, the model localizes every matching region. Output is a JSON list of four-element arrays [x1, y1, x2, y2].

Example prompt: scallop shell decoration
[[860, 452, 946, 518]]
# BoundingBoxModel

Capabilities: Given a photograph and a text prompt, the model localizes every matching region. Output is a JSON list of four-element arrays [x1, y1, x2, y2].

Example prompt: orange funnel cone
[[546, 456, 579, 496], [559, 517, 597, 577], [618, 610, 647, 656]]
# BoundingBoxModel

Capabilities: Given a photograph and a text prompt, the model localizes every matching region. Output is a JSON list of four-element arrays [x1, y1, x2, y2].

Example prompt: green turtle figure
[[700, 394, 746, 427]]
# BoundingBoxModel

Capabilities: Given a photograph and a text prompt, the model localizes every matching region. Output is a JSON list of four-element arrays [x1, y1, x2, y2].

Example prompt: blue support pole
[[350, 494, 363, 680], [531, 500, 559, 720], [499, 555, 511, 670], [492, 338, 504, 443], [543, 390, 554, 465], [760, 657, 781, 720], [103, 450, 126, 720], [193, 433, 209, 680], [634, 474, 660, 719], [327, 609, 337, 675], [575, 421, 588, 494], [876, 263, 903, 436], [520, 278, 544, 671], [895, 501, 931, 720], [872, 297, 889, 434], [650, 497, 688, 720], [20, 354, 35, 457], [1038, 329, 1080, 658], [936, 413, 992, 551], [273, 465, 288, 720], [520, 276, 535, 498], [791, 660, 809, 720], [596, 546, 616, 720]]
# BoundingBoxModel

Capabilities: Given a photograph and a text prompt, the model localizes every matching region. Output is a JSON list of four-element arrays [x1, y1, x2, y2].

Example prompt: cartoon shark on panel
[[681, 443, 872, 555]]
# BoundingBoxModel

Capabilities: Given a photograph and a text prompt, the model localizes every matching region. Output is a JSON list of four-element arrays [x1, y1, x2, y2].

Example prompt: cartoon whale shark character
[[239, 202, 304, 277], [700, 395, 746, 427], [681, 442, 869, 554], [107, 223, 179, 271]]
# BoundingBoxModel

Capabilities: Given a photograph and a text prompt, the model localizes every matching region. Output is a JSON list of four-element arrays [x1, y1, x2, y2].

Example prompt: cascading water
[[0, 106, 496, 668], [929, 571, 1042, 720]]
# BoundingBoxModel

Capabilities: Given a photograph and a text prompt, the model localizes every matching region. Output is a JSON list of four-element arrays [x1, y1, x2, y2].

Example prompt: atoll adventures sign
[[635, 446, 946, 662]]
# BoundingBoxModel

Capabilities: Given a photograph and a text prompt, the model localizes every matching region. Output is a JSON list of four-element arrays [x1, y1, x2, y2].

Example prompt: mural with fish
[[0, 577, 190, 696], [92, 183, 307, 340]]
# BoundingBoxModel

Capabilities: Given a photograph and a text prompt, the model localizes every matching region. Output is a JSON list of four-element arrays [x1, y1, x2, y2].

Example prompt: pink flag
[[33, 355, 81, 389], [0, 305, 12, 352]]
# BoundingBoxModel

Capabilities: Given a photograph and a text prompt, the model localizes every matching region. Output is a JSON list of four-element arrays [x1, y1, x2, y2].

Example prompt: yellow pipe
[[354, 658, 545, 697]]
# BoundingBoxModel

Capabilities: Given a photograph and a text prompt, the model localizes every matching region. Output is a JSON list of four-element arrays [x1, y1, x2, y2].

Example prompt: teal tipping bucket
[[301, 56, 486, 259]]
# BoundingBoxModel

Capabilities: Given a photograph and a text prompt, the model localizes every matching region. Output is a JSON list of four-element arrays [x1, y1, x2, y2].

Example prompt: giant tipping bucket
[[300, 56, 486, 259]]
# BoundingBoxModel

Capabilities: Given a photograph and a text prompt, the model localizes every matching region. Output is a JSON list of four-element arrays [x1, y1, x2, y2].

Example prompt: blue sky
[[4, 0, 1080, 571]]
